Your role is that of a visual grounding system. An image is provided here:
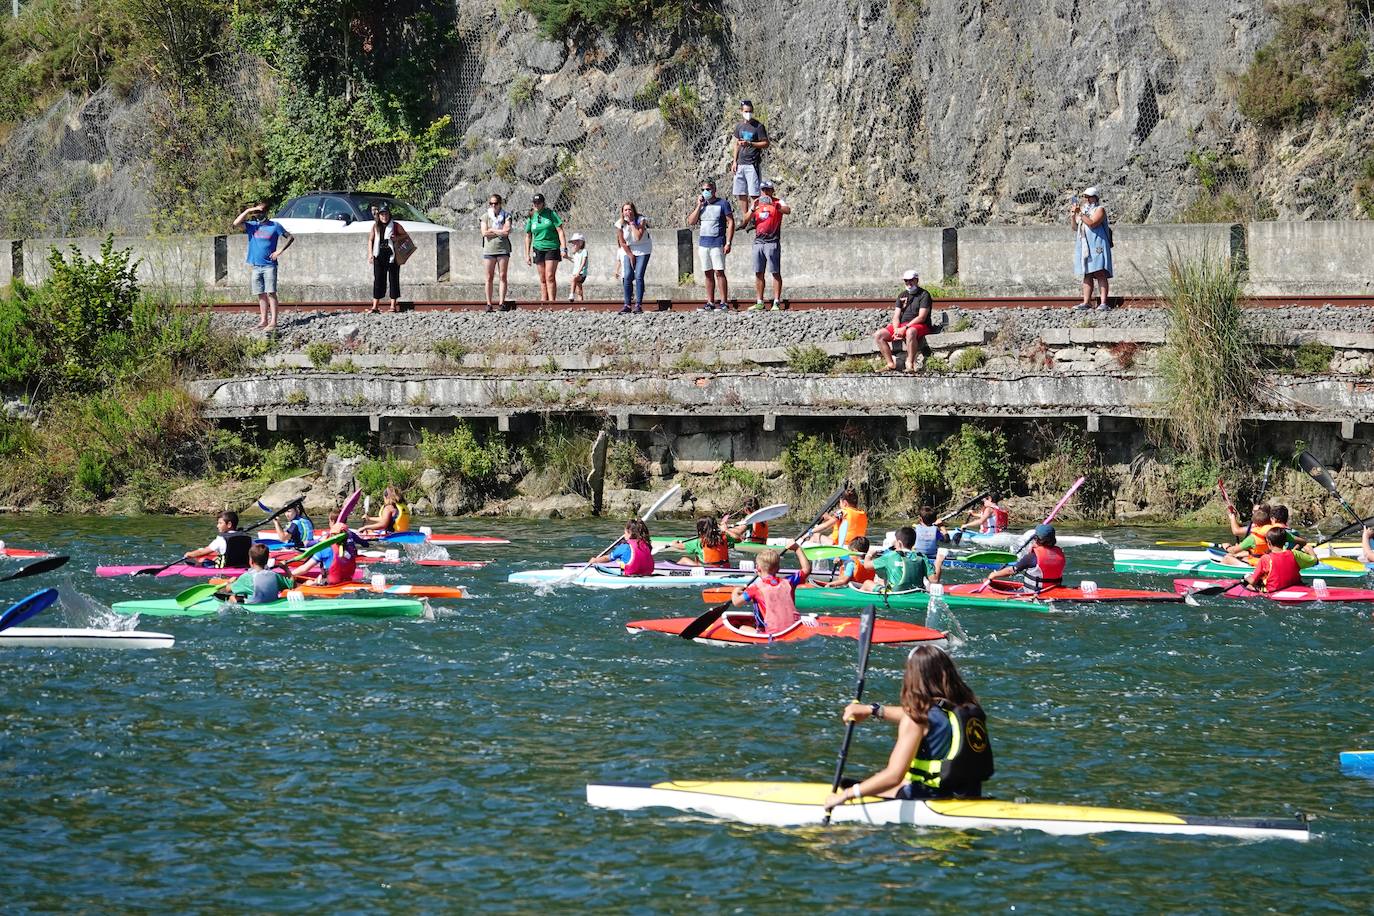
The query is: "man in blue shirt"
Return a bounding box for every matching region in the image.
[687,178,735,311]
[233,202,295,330]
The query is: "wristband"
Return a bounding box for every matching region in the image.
[849,785,860,800]
[870,703,882,720]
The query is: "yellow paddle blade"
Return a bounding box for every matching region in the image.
[1155,540,1215,548]
[1315,555,1366,572]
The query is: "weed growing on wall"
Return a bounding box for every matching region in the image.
[943,425,1013,496]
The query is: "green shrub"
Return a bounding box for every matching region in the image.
[607,437,648,487]
[950,316,973,332]
[332,435,367,460]
[305,341,337,368]
[433,338,470,365]
[944,425,1012,495]
[1237,2,1370,129]
[780,434,850,502]
[658,82,701,131]
[419,423,508,484]
[510,75,536,106]
[207,428,267,479]
[1293,341,1335,375]
[786,345,831,374]
[885,446,945,510]
[356,455,419,497]
[518,0,719,36]
[924,355,950,374]
[951,347,986,371]
[715,461,765,495]
[521,419,595,495]
[0,295,41,389]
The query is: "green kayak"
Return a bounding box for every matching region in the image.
[112,596,427,619]
[794,584,930,613]
[1112,553,1366,582]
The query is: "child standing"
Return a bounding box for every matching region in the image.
[568,233,589,302]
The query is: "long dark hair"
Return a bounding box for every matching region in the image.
[900,646,979,727]
[696,516,724,549]
[626,518,650,543]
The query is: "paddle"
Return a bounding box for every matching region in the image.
[734,542,854,561]
[822,604,877,826]
[974,477,1084,594]
[339,488,363,525]
[939,490,990,526]
[558,484,682,587]
[1257,457,1274,504]
[1217,478,1236,517]
[0,588,61,632]
[0,555,69,583]
[1314,513,1374,548]
[680,480,849,640]
[175,582,223,608]
[1299,450,1364,530]
[245,496,306,534]
[961,550,1016,566]
[285,531,347,575]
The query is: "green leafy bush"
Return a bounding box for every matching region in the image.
[419,424,508,484]
[305,342,338,368]
[944,425,1012,495]
[715,461,764,495]
[356,455,419,497]
[607,437,648,487]
[786,345,832,374]
[1237,1,1370,129]
[781,434,850,502]
[658,82,701,131]
[885,446,946,510]
[951,347,986,371]
[1293,342,1335,375]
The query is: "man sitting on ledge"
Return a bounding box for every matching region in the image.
[875,269,934,372]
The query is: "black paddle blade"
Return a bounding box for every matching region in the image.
[1299,451,1338,496]
[678,600,729,640]
[0,555,70,583]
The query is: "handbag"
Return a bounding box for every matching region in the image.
[391,222,417,265]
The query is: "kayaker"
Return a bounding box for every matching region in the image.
[670,517,735,567]
[724,496,770,544]
[860,526,927,593]
[1222,505,1275,564]
[358,486,411,535]
[182,511,252,568]
[912,505,951,583]
[1362,527,1374,563]
[823,536,875,589]
[272,503,314,550]
[590,519,655,576]
[963,492,1009,535]
[812,487,868,546]
[1242,528,1303,593]
[297,512,360,585]
[983,524,1063,593]
[1226,501,1269,539]
[729,544,812,633]
[226,544,293,605]
[823,645,994,811]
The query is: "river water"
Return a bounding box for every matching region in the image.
[1,515,1370,911]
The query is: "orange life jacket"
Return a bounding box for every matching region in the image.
[1249,522,1281,557]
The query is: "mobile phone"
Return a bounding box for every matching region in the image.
[1071,196,1079,206]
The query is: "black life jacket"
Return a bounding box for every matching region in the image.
[219,531,253,568]
[907,700,995,797]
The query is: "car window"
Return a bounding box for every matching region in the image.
[355,196,428,223]
[276,197,310,219]
[321,197,355,220]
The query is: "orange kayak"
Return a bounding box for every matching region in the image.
[627,611,945,646]
[207,579,467,600]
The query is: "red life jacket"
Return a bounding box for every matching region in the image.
[325,545,358,585]
[1256,550,1301,592]
[981,505,1009,534]
[748,574,801,633]
[1028,544,1065,584]
[623,538,655,576]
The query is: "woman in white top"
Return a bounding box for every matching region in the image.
[368,205,401,313]
[615,200,652,314]
[480,193,513,311]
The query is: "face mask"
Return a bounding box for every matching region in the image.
[905,283,917,291]
[741,111,753,120]
[758,195,772,205]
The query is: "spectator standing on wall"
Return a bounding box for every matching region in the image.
[525,192,568,303]
[731,100,769,221]
[233,202,294,331]
[481,192,513,311]
[615,201,652,314]
[1071,186,1113,311]
[687,178,734,311]
[367,204,407,314]
[743,179,789,311]
[874,270,935,372]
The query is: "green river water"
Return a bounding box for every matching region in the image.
[1,515,1371,912]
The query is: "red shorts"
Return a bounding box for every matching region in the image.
[883,322,930,340]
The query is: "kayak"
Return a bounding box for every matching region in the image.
[417,559,490,569]
[954,530,1106,550]
[940,581,1183,609]
[112,596,426,619]
[0,546,51,559]
[0,627,175,649]
[1341,751,1374,773]
[508,565,755,589]
[1113,549,1366,581]
[1172,578,1374,603]
[793,584,930,613]
[585,781,1309,841]
[626,611,946,646]
[425,533,510,546]
[96,564,366,580]
[292,583,468,600]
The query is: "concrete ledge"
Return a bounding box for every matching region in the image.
[23,235,220,290]
[1248,221,1374,295]
[1040,328,1169,346]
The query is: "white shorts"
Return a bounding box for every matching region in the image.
[699,246,726,272]
[732,164,761,197]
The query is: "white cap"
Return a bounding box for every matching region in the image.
[570,232,585,242]
[902,269,919,281]
[1083,186,1099,198]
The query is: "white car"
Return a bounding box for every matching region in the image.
[271,192,455,235]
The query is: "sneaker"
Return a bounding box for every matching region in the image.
[1072,301,1093,310]
[617,305,632,314]
[1096,302,1111,312]
[748,301,766,311]
[770,300,783,311]
[632,305,643,314]
[699,303,716,311]
[568,294,576,302]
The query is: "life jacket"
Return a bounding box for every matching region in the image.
[907,700,995,797]
[913,523,941,558]
[393,502,411,533]
[1024,544,1065,586]
[623,538,655,576]
[325,543,358,585]
[878,550,926,591]
[1256,549,1301,592]
[287,516,314,549]
[218,531,252,568]
[1248,522,1280,557]
[700,536,730,566]
[748,521,768,543]
[981,505,1009,534]
[831,506,868,545]
[749,574,801,634]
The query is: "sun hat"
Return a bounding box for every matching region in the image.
[570,232,585,242]
[1083,187,1099,198]
[760,178,775,189]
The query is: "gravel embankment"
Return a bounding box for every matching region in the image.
[210,305,1374,356]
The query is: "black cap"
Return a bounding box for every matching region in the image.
[532,193,546,203]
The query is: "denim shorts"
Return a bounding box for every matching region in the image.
[250,264,278,295]
[752,240,781,274]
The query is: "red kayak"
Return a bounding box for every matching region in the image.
[626,611,946,646]
[0,547,51,559]
[1173,578,1374,603]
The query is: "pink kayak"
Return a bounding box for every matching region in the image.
[1174,578,1374,603]
[96,564,365,580]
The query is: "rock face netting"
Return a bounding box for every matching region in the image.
[4,0,1373,237]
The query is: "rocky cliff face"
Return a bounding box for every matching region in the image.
[438,0,1365,231]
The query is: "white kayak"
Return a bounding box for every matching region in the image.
[0,627,175,649]
[586,781,1310,841]
[957,530,1106,550]
[508,565,755,589]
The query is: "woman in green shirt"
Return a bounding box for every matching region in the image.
[524,193,569,302]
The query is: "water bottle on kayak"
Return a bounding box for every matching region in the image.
[1313,579,1329,598]
[371,573,388,591]
[1081,580,1098,598]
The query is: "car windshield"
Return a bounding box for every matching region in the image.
[360,197,428,223]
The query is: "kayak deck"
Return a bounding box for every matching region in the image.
[0,627,175,649]
[509,566,755,589]
[1173,578,1374,603]
[941,582,1183,608]
[586,781,1309,841]
[626,612,946,646]
[111,596,426,619]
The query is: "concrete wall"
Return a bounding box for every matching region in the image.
[22,235,220,292]
[959,223,1239,296]
[1247,221,1374,295]
[1,240,14,287]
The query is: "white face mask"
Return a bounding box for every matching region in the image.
[741,110,753,120]
[758,195,772,205]
[905,282,918,291]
